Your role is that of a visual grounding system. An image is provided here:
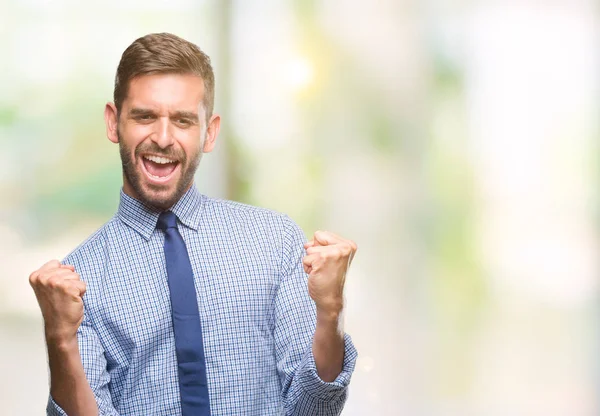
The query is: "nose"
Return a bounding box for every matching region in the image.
[150,116,174,149]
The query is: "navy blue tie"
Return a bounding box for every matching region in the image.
[157,211,211,415]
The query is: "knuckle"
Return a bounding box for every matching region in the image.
[28,271,39,286]
[67,285,81,297]
[46,277,57,288]
[38,272,50,285]
[47,276,63,289]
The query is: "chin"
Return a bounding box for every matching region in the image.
[138,187,181,211]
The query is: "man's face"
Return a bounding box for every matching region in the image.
[108,73,216,210]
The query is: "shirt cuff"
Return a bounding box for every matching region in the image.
[297,332,358,401]
[47,396,68,416]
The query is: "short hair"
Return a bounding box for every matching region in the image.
[114,32,215,122]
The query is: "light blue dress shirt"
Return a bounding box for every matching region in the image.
[47,185,357,415]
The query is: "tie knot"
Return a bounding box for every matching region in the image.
[157,211,178,231]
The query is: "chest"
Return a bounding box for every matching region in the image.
[86,233,280,357]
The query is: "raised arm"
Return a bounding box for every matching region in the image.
[30,259,99,416]
[275,218,358,416]
[303,230,357,382]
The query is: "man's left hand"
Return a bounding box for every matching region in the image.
[302,231,357,315]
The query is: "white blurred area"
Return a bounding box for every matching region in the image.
[1,0,599,415]
[467,3,599,415]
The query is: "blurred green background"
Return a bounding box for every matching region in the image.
[1,0,598,414]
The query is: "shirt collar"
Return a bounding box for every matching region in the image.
[117,185,205,240]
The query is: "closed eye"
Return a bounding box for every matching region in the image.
[132,114,156,123]
[173,117,196,128]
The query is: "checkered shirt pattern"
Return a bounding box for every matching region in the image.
[46,185,357,415]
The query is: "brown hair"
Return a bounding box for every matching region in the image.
[114,32,215,122]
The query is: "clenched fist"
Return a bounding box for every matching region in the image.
[29,260,87,343]
[303,231,357,315]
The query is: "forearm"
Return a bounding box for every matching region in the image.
[47,335,98,416]
[312,308,344,382]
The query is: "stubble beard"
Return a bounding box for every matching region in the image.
[118,130,203,211]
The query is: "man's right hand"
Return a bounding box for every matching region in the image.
[30,260,99,415]
[29,259,86,343]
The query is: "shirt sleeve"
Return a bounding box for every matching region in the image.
[46,306,120,415]
[274,216,358,416]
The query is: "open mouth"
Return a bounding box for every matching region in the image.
[140,154,180,183]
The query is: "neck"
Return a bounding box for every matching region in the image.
[121,175,194,212]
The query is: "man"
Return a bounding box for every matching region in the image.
[29,33,358,416]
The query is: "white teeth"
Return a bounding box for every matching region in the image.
[144,155,175,164]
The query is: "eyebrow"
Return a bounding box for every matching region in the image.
[128,107,156,117]
[128,108,199,123]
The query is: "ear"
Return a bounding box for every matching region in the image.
[104,102,119,144]
[202,113,221,153]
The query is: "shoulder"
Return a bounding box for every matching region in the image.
[201,196,307,246]
[202,196,292,231]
